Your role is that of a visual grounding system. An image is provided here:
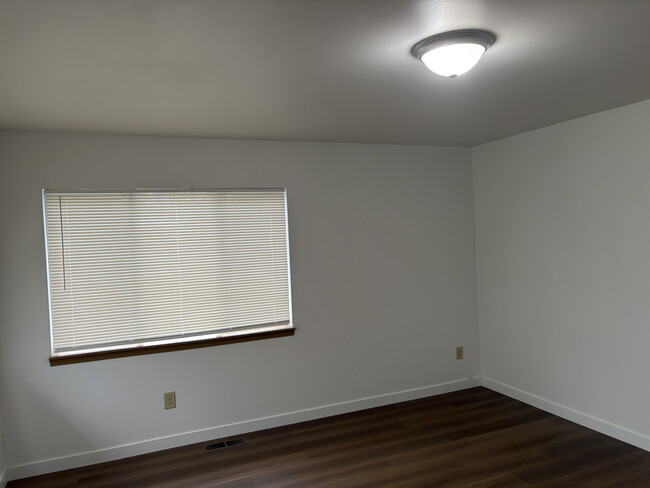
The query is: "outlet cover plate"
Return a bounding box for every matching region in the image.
[164,391,176,409]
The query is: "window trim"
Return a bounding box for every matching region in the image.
[49,325,295,366]
[43,188,294,365]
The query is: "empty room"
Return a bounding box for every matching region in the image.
[2,1,650,486]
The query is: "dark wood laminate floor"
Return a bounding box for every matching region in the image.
[9,387,650,487]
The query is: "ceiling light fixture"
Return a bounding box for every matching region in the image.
[412,29,495,77]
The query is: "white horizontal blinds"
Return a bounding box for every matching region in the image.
[44,190,291,353]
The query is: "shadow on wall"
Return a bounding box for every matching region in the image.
[5,368,130,473]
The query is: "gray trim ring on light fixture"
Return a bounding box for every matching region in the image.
[411,29,496,60]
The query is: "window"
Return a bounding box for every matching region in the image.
[43,189,293,365]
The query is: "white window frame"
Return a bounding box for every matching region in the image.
[42,188,294,365]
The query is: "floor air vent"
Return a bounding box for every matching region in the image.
[204,437,247,452]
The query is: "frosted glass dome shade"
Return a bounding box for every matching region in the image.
[420,43,486,77]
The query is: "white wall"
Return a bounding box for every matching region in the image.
[0,400,5,487]
[0,132,479,476]
[474,99,650,448]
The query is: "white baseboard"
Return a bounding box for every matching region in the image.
[0,468,7,488]
[6,377,480,482]
[482,377,650,452]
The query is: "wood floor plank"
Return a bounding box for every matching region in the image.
[8,387,650,487]
[464,473,531,488]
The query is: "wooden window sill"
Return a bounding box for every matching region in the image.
[49,327,295,366]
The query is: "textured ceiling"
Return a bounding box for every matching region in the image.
[1,0,650,146]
